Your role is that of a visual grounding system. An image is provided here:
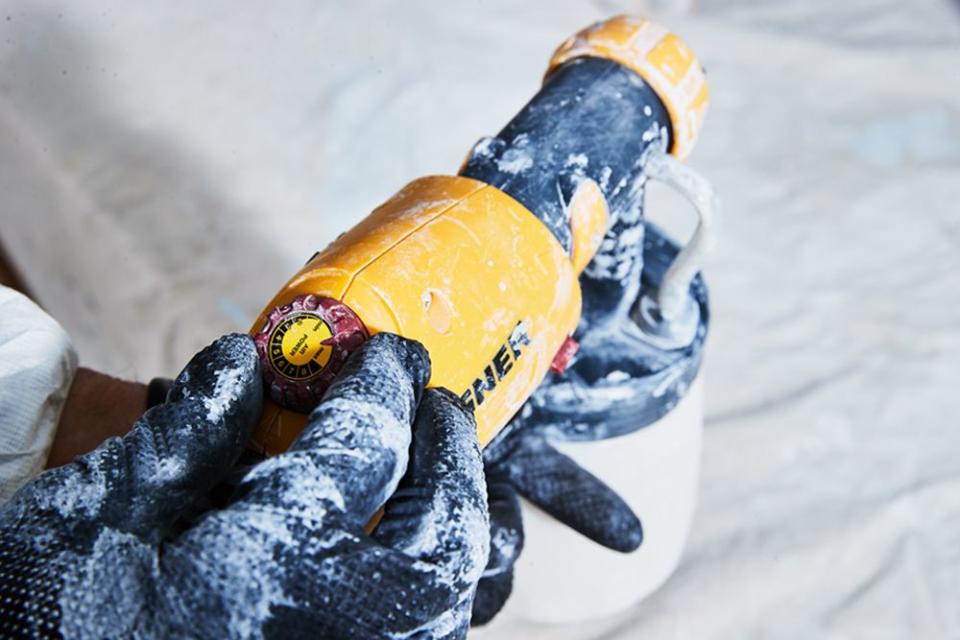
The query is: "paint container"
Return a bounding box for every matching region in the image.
[504,377,704,624]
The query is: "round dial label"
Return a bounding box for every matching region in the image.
[268,312,333,380]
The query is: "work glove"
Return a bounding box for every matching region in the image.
[472,222,709,624]
[0,332,488,639]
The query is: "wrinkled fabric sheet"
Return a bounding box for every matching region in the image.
[0,286,76,501]
[0,1,958,637]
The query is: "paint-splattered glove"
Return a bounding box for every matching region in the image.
[472,223,709,624]
[0,332,489,639]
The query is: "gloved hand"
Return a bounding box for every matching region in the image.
[472,222,709,624]
[0,332,488,639]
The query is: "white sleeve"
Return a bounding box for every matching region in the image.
[0,285,77,502]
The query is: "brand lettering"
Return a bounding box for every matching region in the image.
[460,321,531,411]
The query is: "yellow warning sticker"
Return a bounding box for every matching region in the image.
[268,313,333,380]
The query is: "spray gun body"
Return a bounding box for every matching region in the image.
[461,56,675,381]
[247,15,709,456]
[460,56,672,255]
[249,175,589,453]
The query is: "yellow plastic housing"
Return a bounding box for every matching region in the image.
[250,176,590,453]
[547,15,709,160]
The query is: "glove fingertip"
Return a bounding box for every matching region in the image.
[471,570,514,627]
[604,510,643,553]
[171,333,261,402]
[510,440,644,553]
[423,387,483,444]
[364,333,432,398]
[199,333,260,372]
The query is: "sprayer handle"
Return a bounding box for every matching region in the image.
[643,148,719,321]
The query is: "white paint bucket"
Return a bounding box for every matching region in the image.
[474,376,703,632]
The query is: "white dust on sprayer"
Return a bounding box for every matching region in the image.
[1,1,960,638]
[494,133,534,174]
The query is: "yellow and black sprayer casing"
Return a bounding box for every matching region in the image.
[250,176,600,454]
[248,15,708,455]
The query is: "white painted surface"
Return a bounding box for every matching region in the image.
[1,1,959,637]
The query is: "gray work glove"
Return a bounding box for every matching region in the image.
[472,223,709,624]
[0,332,488,639]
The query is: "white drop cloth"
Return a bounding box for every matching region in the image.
[1,1,958,637]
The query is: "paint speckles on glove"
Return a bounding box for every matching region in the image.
[0,332,489,639]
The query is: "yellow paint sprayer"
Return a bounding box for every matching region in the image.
[247,15,712,455]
